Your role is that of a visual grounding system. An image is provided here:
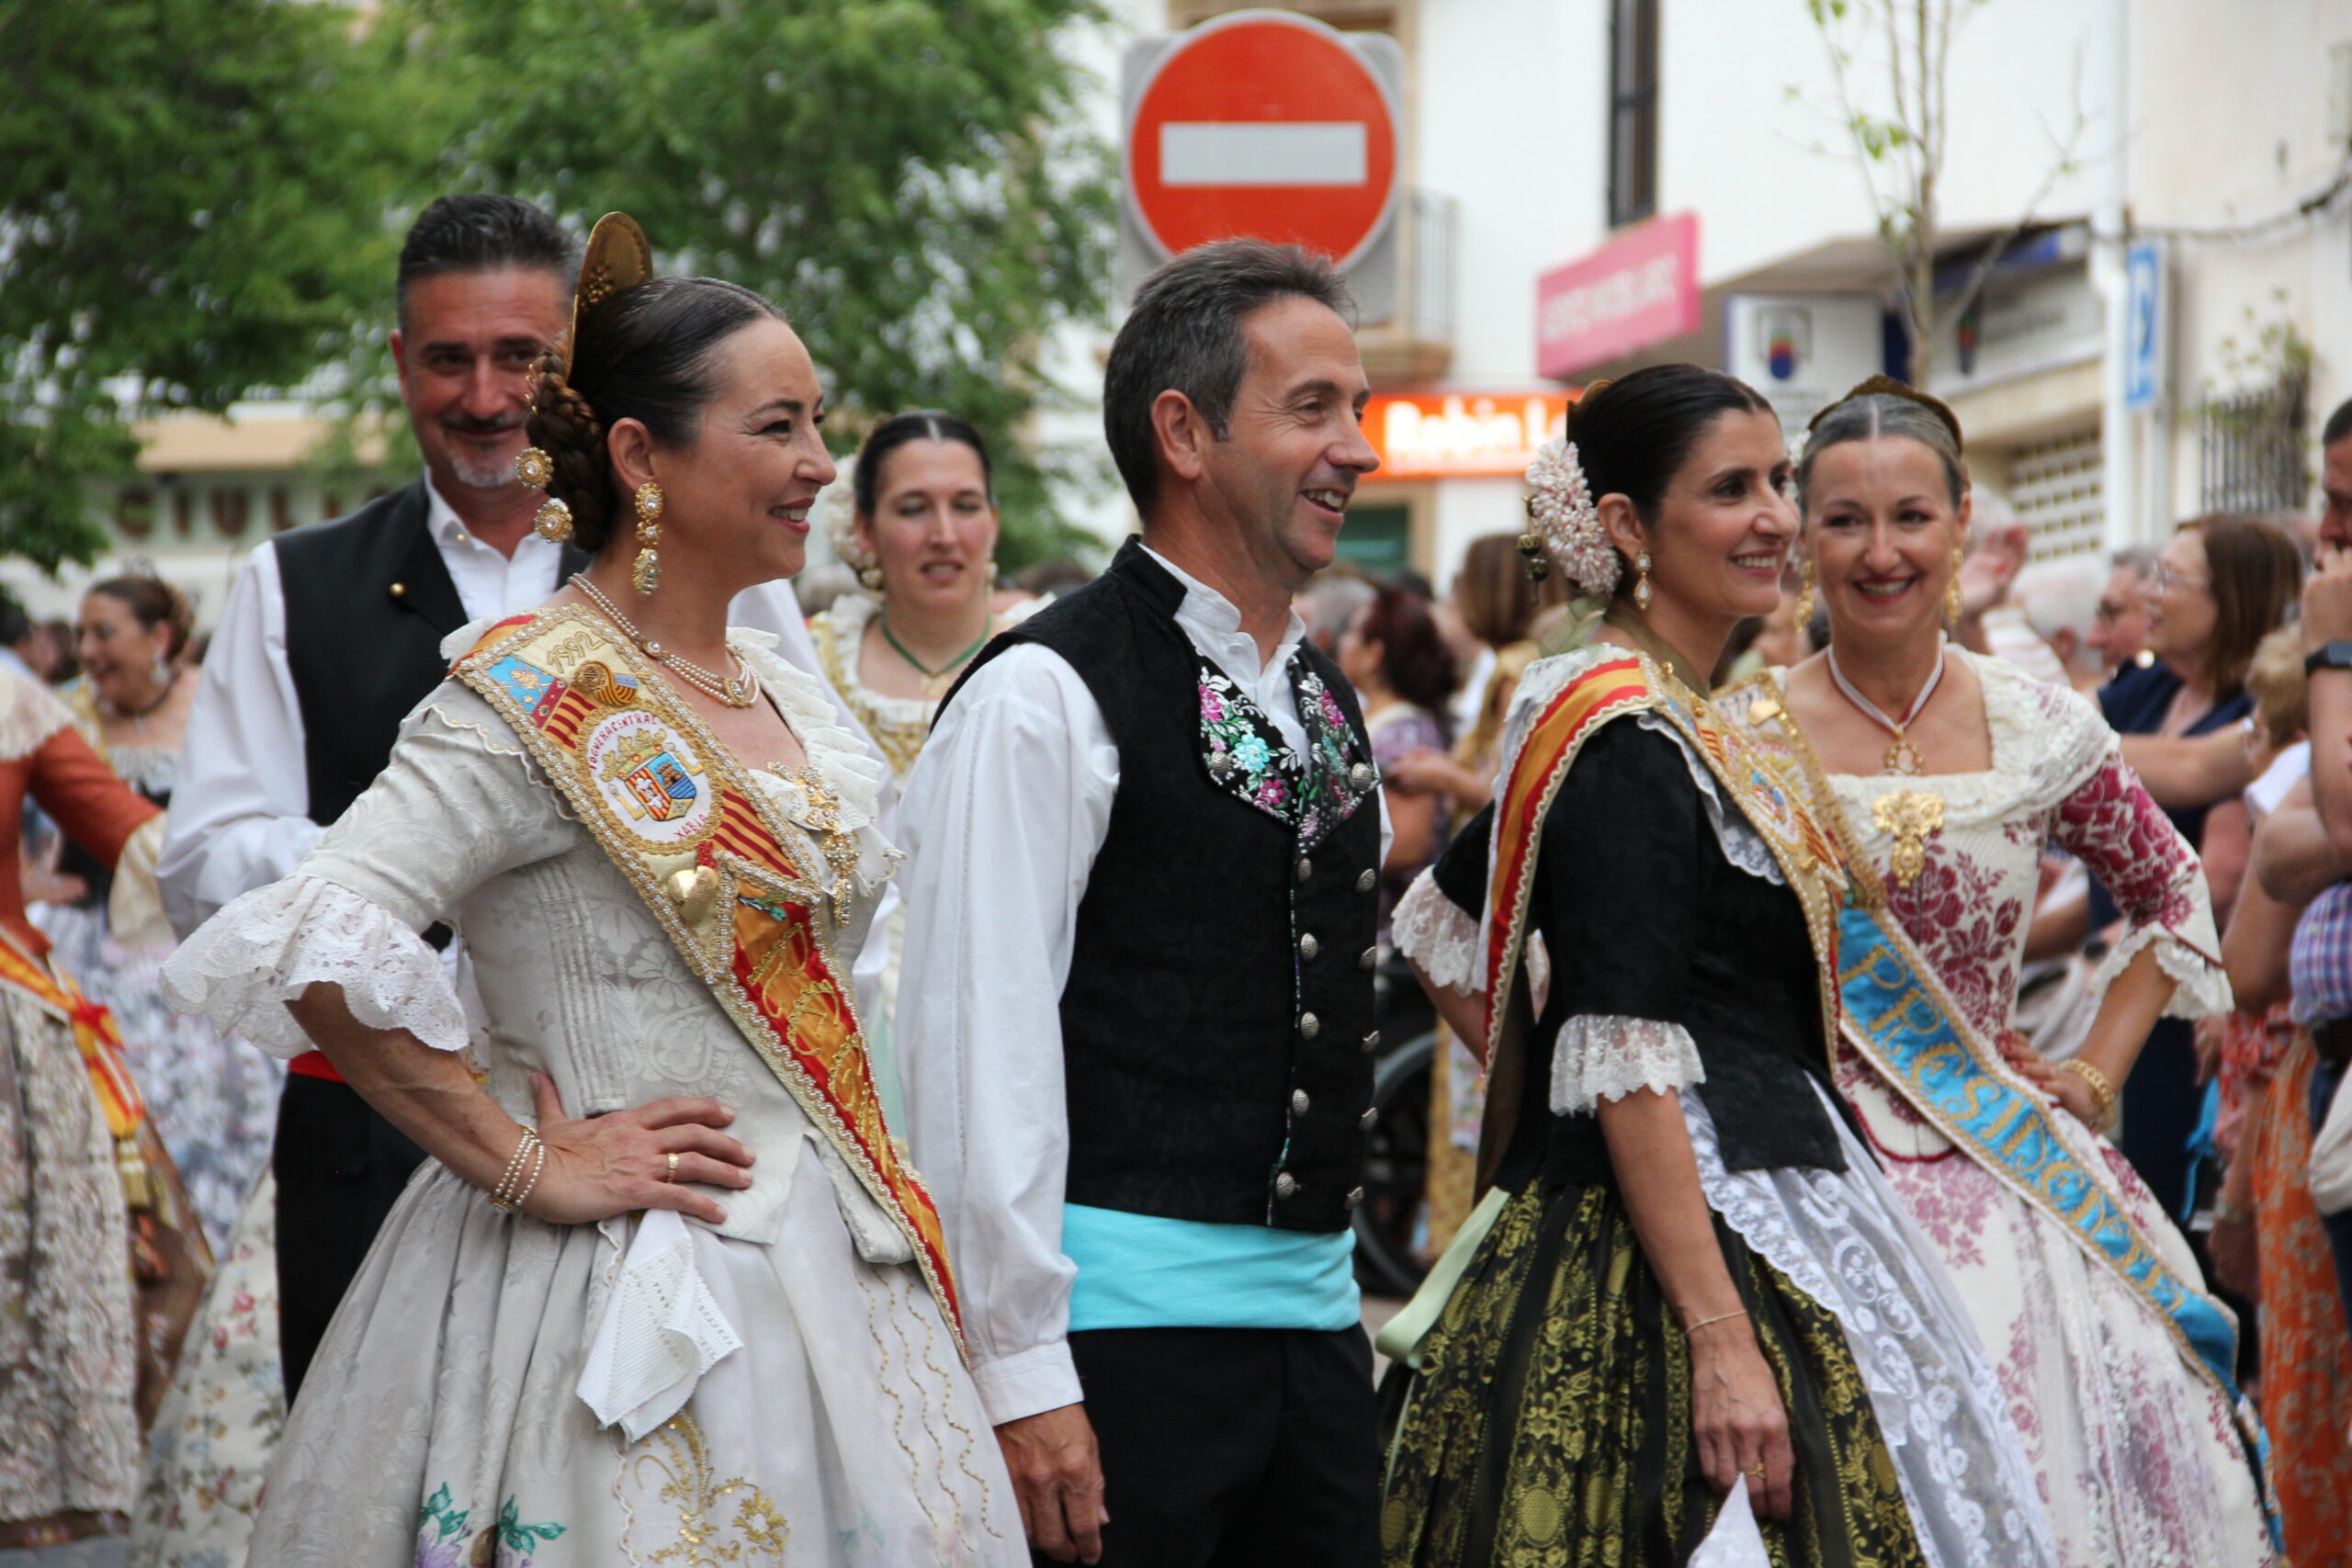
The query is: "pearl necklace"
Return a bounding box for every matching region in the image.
[571,575,761,709]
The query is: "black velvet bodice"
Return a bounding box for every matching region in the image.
[1433,713,1848,1190]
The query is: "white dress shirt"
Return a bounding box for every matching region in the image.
[896,545,1387,1426]
[161,477,884,935]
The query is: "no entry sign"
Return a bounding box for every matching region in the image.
[1123,11,1402,271]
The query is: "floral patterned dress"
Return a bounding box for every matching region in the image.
[1740,650,2271,1568]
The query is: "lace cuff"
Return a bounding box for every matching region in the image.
[1552,1014,1705,1115]
[107,816,170,949]
[159,874,468,1058]
[2093,920,2233,1021]
[576,1209,742,1440]
[1394,867,1480,991]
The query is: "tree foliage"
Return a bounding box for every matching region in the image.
[1800,0,2081,387]
[389,0,1114,567]
[0,0,424,569]
[2,0,1114,573]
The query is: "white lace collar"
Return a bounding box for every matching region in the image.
[0,672,74,764]
[810,593,933,726]
[1805,648,2112,827]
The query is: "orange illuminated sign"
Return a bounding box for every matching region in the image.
[1363,392,1572,480]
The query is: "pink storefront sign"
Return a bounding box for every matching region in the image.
[1534,213,1702,381]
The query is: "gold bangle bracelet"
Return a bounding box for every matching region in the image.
[2059,1057,2120,1134]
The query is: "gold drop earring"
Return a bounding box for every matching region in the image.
[1945,543,1965,625]
[1633,550,1653,612]
[1794,556,1816,626]
[632,482,663,597]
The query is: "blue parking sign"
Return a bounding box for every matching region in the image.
[2123,242,2162,412]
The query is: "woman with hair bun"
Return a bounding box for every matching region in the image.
[1717,378,2274,1567]
[40,573,282,1254]
[165,216,1017,1565]
[1380,364,2052,1567]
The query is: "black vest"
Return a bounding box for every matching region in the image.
[276,482,584,826]
[943,541,1383,1233]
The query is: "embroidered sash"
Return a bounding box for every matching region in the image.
[0,931,155,1206]
[1721,674,2253,1412]
[1475,651,1848,1190]
[450,608,964,1353]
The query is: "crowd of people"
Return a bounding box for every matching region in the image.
[2,186,2348,1568]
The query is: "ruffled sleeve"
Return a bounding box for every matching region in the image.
[1393,865,1480,991]
[161,686,577,1055]
[2051,741,2233,1020]
[1532,716,1710,1112]
[161,874,468,1057]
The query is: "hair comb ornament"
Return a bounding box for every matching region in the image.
[1522,440,1619,596]
[563,212,654,372]
[1809,373,1964,445]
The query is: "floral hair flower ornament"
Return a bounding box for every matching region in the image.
[1520,438,1619,596]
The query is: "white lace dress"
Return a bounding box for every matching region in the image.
[164,626,1018,1568]
[1737,650,2270,1568]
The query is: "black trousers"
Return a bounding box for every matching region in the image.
[1053,1325,1379,1568]
[272,1074,428,1397]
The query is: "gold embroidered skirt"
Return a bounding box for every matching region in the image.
[1379,1180,1924,1568]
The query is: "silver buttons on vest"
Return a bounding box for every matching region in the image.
[1300,1012,1321,1040]
[1291,1089,1310,1115]
[1274,1172,1298,1199]
[1362,1030,1380,1054]
[1360,945,1377,971]
[1345,1186,1365,1210]
[1360,1106,1378,1131]
[1296,856,1314,884]
[1349,761,1374,791]
[1299,932,1318,961]
[1356,868,1376,894]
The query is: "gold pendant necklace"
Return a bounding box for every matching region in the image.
[1826,642,1950,886]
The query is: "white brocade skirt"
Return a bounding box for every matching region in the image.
[1847,1071,2274,1568]
[246,1149,1020,1567]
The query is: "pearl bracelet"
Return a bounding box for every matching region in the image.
[489,1128,543,1213]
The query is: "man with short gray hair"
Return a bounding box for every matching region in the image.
[899,239,1386,1566]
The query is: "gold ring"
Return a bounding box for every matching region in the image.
[664,1152,679,1184]
[1747,1463,1767,1481]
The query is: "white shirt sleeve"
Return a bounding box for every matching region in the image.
[896,643,1118,1427]
[159,543,325,938]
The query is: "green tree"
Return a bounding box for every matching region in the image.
[0,0,424,570]
[392,0,1115,568]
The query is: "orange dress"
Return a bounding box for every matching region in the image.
[2249,1033,2352,1567]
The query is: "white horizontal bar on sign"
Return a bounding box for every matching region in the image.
[1159,122,1367,187]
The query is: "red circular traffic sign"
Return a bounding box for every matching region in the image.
[1125,11,1399,269]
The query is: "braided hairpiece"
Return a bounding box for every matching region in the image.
[515,213,656,545]
[1807,373,1963,443]
[1520,378,1621,594]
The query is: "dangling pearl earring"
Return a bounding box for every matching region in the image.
[1794,557,1817,626]
[1946,543,1965,626]
[1633,551,1653,612]
[632,483,664,598]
